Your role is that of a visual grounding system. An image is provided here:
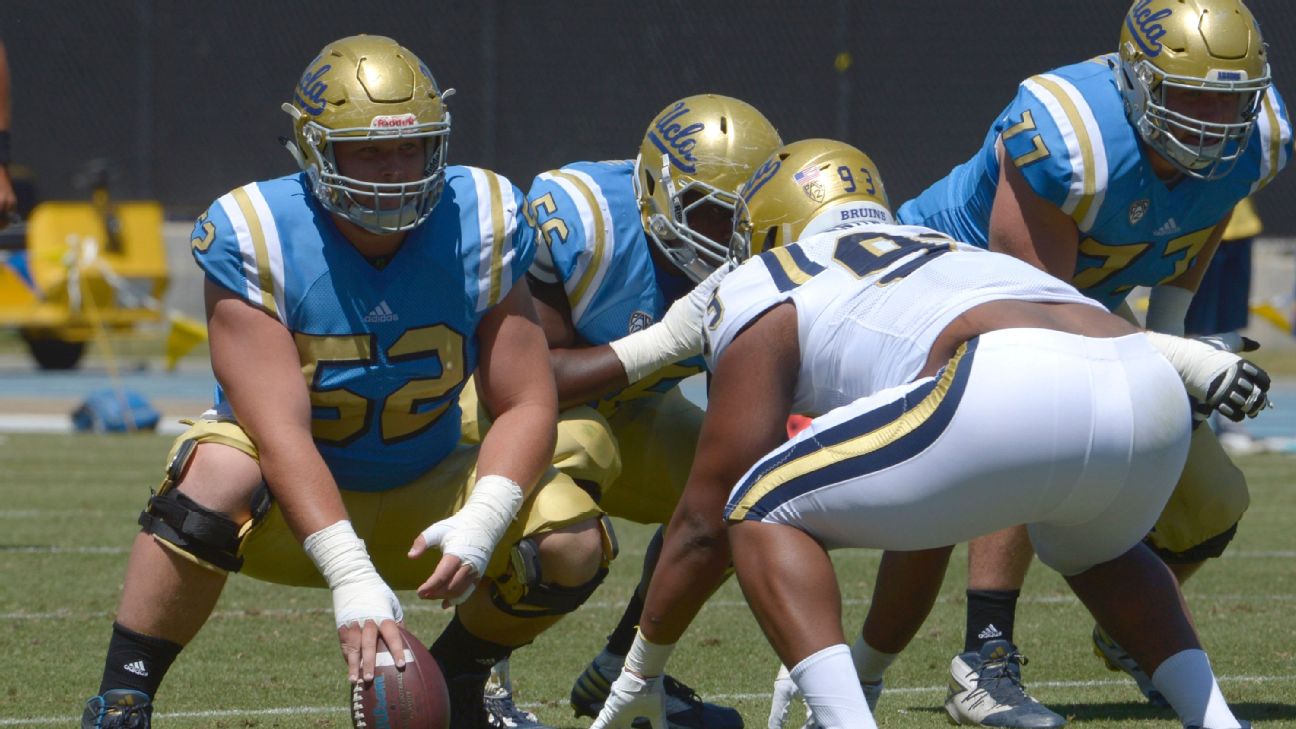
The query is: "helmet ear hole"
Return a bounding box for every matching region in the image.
[643,171,655,196]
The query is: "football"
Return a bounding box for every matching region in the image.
[350,625,449,729]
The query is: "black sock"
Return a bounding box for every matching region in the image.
[430,615,514,681]
[98,622,183,698]
[964,589,1020,653]
[605,591,645,657]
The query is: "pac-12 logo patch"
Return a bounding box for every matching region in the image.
[1128,198,1150,225]
[628,311,654,333]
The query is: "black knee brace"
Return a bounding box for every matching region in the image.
[1144,522,1238,564]
[489,516,616,618]
[137,439,271,573]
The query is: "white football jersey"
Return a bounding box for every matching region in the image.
[704,221,1102,414]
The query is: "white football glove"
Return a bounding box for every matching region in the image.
[609,262,733,383]
[417,475,523,605]
[589,671,668,729]
[769,664,813,729]
[304,520,404,629]
[1145,332,1272,422]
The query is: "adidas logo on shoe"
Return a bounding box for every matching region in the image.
[977,624,1004,640]
[123,660,149,677]
[363,300,398,323]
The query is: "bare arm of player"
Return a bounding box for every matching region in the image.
[206,279,348,542]
[473,278,559,495]
[637,303,798,647]
[411,279,559,602]
[206,279,406,684]
[529,275,630,408]
[987,142,1080,281]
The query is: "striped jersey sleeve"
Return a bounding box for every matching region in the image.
[191,182,288,323]
[526,166,619,325]
[1249,85,1294,195]
[463,167,535,314]
[1003,73,1111,233]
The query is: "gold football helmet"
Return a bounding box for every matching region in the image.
[634,94,782,282]
[731,139,892,261]
[282,35,454,233]
[1116,0,1270,179]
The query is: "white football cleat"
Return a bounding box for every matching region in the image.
[945,640,1066,728]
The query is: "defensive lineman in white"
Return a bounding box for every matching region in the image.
[587,139,1269,729]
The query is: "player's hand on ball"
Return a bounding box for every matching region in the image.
[339,617,407,685]
[589,671,667,729]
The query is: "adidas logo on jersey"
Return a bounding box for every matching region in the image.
[363,300,398,323]
[977,624,1004,640]
[123,660,149,677]
[1153,217,1180,236]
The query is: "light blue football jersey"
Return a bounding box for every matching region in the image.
[191,168,534,492]
[526,160,702,414]
[898,54,1292,310]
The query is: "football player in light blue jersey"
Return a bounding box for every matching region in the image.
[461,95,782,729]
[82,36,613,729]
[840,1,1291,725]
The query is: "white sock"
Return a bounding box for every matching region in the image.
[851,636,897,684]
[1151,649,1241,729]
[790,644,878,729]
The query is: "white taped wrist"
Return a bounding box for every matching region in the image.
[626,629,675,678]
[1144,331,1237,400]
[419,475,524,580]
[304,520,374,589]
[305,519,403,628]
[463,475,525,534]
[1145,285,1193,335]
[609,325,681,384]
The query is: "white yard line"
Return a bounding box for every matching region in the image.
[5,675,1294,726]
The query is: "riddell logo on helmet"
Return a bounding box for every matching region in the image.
[372,114,418,128]
[1126,0,1172,56]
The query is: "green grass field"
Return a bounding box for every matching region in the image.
[2,433,1294,728]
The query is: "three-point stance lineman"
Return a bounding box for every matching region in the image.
[589,140,1268,729]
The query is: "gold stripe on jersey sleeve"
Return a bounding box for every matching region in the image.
[1030,75,1097,228]
[485,171,507,306]
[769,247,819,285]
[1259,92,1283,191]
[230,186,279,317]
[728,342,968,520]
[551,170,607,310]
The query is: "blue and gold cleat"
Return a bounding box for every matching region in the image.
[81,689,152,729]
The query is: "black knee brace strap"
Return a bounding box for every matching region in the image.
[490,564,610,618]
[489,517,616,618]
[1144,522,1239,564]
[139,490,246,572]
